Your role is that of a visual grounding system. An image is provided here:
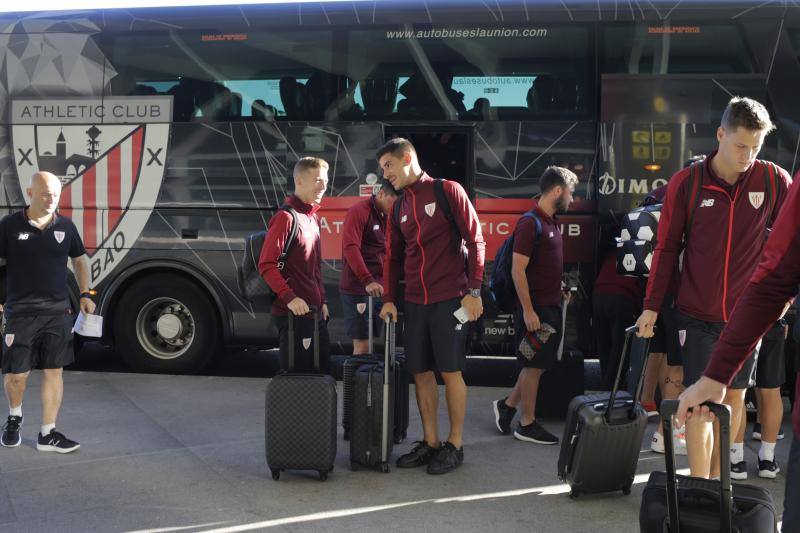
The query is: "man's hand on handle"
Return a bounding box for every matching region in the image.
[365,282,384,298]
[287,297,310,316]
[635,309,659,338]
[380,302,398,323]
[675,376,727,428]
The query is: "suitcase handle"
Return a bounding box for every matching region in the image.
[368,295,374,355]
[659,400,733,533]
[382,316,396,464]
[605,325,650,423]
[287,309,320,373]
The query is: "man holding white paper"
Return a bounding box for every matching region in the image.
[0,171,95,453]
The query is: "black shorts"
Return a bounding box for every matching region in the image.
[1,314,74,374]
[676,310,756,389]
[756,322,786,389]
[404,298,469,375]
[340,292,383,341]
[274,314,331,374]
[514,305,563,370]
[660,293,683,366]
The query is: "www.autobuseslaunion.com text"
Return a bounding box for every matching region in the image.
[385,27,547,39]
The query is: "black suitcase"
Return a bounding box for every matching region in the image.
[349,318,396,472]
[639,400,778,533]
[536,348,585,419]
[265,312,337,481]
[557,325,650,497]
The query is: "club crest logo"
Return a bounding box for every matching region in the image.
[678,329,687,347]
[749,191,765,210]
[4,334,13,347]
[356,303,367,314]
[302,338,312,350]
[54,231,65,243]
[11,97,172,286]
[424,202,436,217]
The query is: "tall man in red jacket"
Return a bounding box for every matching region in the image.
[636,97,792,479]
[259,157,331,373]
[379,138,485,475]
[339,183,397,354]
[676,171,800,530]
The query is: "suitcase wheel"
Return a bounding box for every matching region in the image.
[569,489,579,499]
[622,485,631,496]
[380,463,390,474]
[350,461,360,471]
[319,471,328,481]
[271,469,281,481]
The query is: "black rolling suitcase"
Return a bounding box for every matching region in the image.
[342,297,379,441]
[265,311,337,481]
[639,400,778,532]
[349,317,397,472]
[557,325,650,498]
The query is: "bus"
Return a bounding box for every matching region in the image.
[0,0,798,373]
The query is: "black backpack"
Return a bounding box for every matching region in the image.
[489,211,541,313]
[237,206,298,302]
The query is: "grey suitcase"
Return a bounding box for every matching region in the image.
[639,400,778,532]
[265,311,337,481]
[349,317,396,472]
[557,325,650,497]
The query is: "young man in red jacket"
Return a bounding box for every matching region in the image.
[636,97,792,479]
[492,166,577,445]
[378,138,485,475]
[258,157,331,373]
[339,183,397,354]
[676,171,800,530]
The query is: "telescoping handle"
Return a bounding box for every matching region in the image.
[659,400,733,533]
[368,295,374,355]
[382,316,396,464]
[605,325,651,422]
[287,309,320,372]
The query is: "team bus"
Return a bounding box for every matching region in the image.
[0,0,798,373]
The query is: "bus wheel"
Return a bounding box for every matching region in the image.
[114,274,218,373]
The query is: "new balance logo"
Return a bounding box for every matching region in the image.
[700,199,715,208]
[17,232,29,240]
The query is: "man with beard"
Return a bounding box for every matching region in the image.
[493,166,578,445]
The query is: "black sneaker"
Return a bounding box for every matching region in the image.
[396,441,437,468]
[514,421,559,445]
[731,461,748,480]
[752,423,785,441]
[427,441,464,475]
[758,459,780,479]
[36,429,80,454]
[493,398,516,435]
[1,415,22,447]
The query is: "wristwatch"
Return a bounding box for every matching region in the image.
[468,288,481,298]
[80,292,93,299]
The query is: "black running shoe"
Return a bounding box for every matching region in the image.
[752,423,784,441]
[513,420,559,445]
[731,461,748,480]
[1,415,22,447]
[493,398,517,435]
[427,441,464,475]
[396,441,437,468]
[758,459,780,479]
[36,429,80,454]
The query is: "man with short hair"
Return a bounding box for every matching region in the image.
[636,97,792,479]
[339,182,398,354]
[1,171,95,453]
[493,166,577,445]
[379,137,485,475]
[259,157,331,373]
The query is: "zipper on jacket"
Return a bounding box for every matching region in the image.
[409,188,429,304]
[704,184,741,322]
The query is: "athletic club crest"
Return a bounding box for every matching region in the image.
[424,202,436,217]
[4,334,13,347]
[11,97,172,286]
[356,303,367,314]
[54,231,65,243]
[302,338,312,350]
[678,329,687,347]
[749,191,765,209]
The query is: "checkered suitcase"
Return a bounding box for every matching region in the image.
[265,311,337,481]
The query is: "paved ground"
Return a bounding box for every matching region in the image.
[0,371,791,533]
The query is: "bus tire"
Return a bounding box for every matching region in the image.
[114,274,219,373]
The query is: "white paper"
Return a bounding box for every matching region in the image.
[73,312,103,337]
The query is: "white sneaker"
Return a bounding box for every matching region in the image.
[650,431,665,454]
[650,429,687,455]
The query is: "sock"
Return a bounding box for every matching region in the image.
[730,442,744,463]
[40,423,55,436]
[759,441,776,462]
[9,405,21,417]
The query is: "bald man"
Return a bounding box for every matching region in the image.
[0,171,94,453]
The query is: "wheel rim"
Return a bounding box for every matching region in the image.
[135,297,196,360]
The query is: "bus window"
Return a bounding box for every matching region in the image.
[346,25,591,120]
[101,30,337,122]
[602,23,756,74]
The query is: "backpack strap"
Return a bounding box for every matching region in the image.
[434,178,463,252]
[684,160,704,243]
[276,205,298,271]
[764,161,778,221]
[519,210,542,259]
